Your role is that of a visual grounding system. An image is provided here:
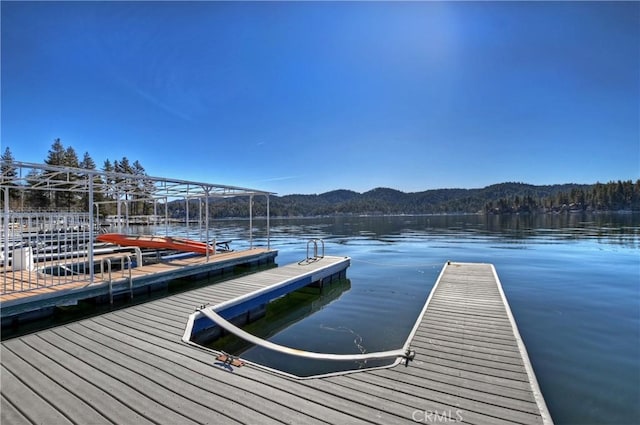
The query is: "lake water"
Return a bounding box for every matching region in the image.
[192,213,639,425]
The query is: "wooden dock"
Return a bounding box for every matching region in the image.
[0,261,552,424]
[1,248,277,320]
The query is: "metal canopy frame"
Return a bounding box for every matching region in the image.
[1,160,272,292]
[2,161,273,200]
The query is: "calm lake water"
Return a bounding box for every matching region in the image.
[189,213,639,425]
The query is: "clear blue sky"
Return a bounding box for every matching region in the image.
[2,1,638,195]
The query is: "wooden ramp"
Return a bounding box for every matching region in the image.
[0,261,552,424]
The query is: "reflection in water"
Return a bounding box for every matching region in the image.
[147,213,638,421]
[206,278,351,355]
[202,278,395,378]
[257,213,640,249]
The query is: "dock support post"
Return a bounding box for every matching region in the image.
[204,187,211,261]
[3,187,9,292]
[125,256,133,300]
[101,258,113,305]
[249,195,253,249]
[88,172,95,284]
[266,194,270,250]
[185,190,189,239]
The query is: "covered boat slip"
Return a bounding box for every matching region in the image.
[0,261,552,425]
[1,161,276,316]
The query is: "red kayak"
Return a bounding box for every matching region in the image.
[97,233,214,255]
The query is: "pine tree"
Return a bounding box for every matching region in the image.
[45,138,66,166]
[44,139,67,208]
[79,152,96,170]
[1,147,17,181]
[1,147,20,208]
[101,159,116,215]
[25,169,49,209]
[131,160,146,215]
[62,146,80,210]
[79,152,104,210]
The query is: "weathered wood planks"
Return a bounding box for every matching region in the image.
[0,260,552,424]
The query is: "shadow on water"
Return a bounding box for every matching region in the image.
[206,278,352,354]
[203,277,397,378]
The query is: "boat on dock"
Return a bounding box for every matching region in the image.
[97,233,216,255]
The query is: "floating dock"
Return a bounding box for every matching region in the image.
[0,261,552,424]
[1,248,277,323]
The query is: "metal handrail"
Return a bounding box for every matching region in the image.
[133,247,142,269]
[306,239,325,261]
[123,255,133,300]
[101,258,113,304]
[101,253,137,303]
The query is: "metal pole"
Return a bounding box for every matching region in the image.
[185,195,189,239]
[89,173,94,284]
[164,197,168,237]
[204,188,210,260]
[199,197,203,240]
[153,200,157,227]
[124,201,129,233]
[3,187,9,291]
[116,194,121,233]
[249,194,253,249]
[266,194,270,250]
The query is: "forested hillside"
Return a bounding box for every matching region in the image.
[171,181,640,218]
[2,142,638,217]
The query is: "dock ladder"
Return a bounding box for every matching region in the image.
[304,239,325,264]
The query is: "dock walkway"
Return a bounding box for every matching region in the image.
[0,261,552,424]
[1,248,276,319]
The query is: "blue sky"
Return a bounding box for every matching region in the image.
[2,1,638,195]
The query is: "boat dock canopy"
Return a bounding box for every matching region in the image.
[1,160,274,199]
[1,160,275,305]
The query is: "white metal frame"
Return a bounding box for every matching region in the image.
[1,160,273,294]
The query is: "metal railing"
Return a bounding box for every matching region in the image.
[1,210,144,295]
[1,212,93,294]
[101,253,136,304]
[101,258,113,304]
[306,239,325,261]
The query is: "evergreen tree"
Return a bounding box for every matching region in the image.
[64,146,79,168]
[131,160,147,215]
[45,138,66,166]
[114,157,133,209]
[101,159,116,215]
[0,147,20,208]
[79,152,96,170]
[62,146,81,209]
[79,152,104,211]
[1,147,17,181]
[25,169,49,209]
[115,157,132,174]
[103,159,113,173]
[44,138,67,208]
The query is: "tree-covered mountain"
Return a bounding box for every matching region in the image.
[2,142,638,217]
[169,181,640,219]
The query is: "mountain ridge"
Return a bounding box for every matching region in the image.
[173,180,639,218]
